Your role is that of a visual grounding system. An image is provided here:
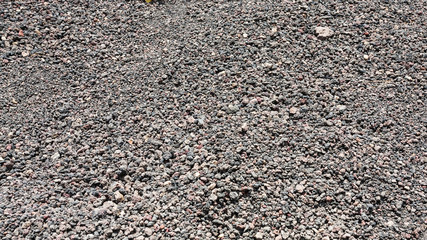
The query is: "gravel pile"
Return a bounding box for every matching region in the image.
[1,0,426,239]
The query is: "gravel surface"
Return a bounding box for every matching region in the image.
[1,0,426,239]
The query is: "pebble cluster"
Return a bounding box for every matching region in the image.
[1,0,426,239]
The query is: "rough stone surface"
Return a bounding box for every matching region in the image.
[255,231,264,239]
[0,1,425,239]
[315,26,334,39]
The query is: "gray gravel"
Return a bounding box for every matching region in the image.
[1,0,426,239]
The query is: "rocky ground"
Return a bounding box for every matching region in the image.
[0,0,426,239]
